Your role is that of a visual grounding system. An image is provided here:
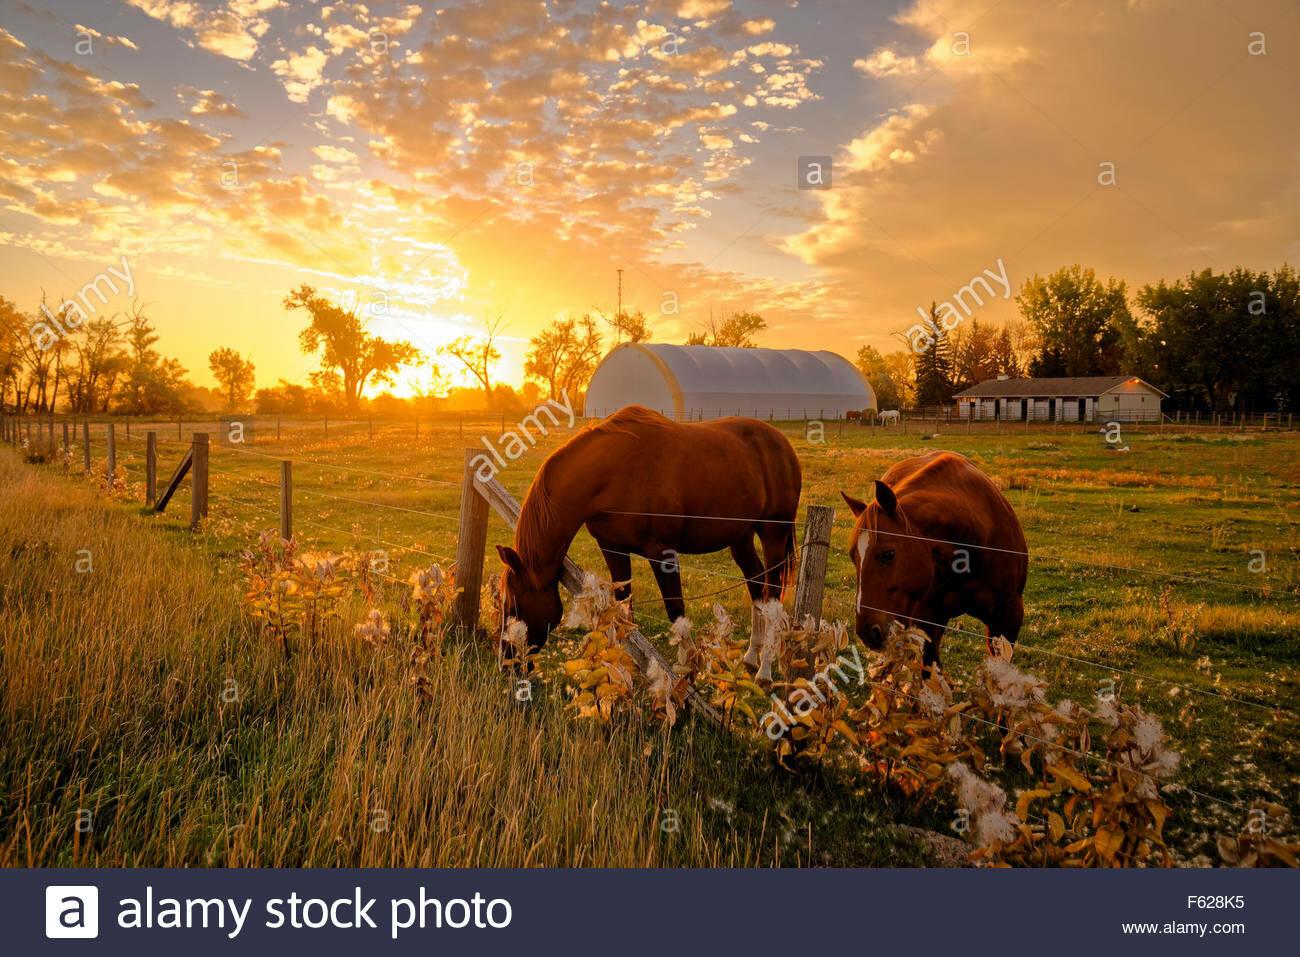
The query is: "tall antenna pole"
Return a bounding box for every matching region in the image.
[616,268,623,319]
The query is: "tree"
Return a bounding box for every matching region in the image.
[440,314,504,407]
[685,311,766,347]
[283,284,421,412]
[1017,265,1129,377]
[208,347,256,410]
[606,308,651,344]
[950,318,1000,391]
[525,314,603,400]
[65,316,126,413]
[991,327,1022,379]
[854,345,905,410]
[116,304,191,415]
[1134,266,1299,412]
[913,303,953,407]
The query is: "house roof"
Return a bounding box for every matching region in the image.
[953,376,1167,398]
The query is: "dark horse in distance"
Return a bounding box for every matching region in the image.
[496,406,802,660]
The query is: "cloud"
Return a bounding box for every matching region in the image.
[123,0,281,61]
[179,86,245,118]
[73,24,141,51]
[854,48,918,78]
[783,0,1300,341]
[270,45,328,102]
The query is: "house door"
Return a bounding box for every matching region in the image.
[1078,398,1087,421]
[1048,398,1057,420]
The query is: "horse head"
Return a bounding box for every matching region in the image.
[496,544,563,650]
[840,480,936,648]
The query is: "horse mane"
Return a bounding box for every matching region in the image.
[516,455,559,565]
[583,404,669,438]
[514,406,667,563]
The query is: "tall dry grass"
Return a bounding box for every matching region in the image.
[0,450,832,867]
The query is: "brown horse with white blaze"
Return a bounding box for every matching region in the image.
[496,406,802,657]
[841,450,1027,668]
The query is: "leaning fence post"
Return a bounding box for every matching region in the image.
[190,433,209,531]
[452,448,491,635]
[82,421,90,471]
[106,422,116,484]
[279,459,293,542]
[793,504,835,628]
[145,431,157,506]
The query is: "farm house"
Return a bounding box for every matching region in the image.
[582,344,875,420]
[954,375,1167,423]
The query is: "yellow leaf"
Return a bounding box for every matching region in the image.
[831,720,859,745]
[1047,763,1092,792]
[1095,827,1123,863]
[1048,812,1066,841]
[1016,789,1051,822]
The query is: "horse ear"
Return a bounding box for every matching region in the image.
[496,544,526,577]
[873,480,898,516]
[840,490,867,517]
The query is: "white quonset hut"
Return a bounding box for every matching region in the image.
[583,344,875,421]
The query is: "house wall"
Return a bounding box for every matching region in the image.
[1098,390,1160,422]
[957,390,1165,422]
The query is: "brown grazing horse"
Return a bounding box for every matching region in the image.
[496,406,801,652]
[841,450,1027,668]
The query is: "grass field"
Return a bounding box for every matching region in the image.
[2,414,1297,866]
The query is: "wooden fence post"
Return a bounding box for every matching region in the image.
[62,421,69,451]
[177,416,182,440]
[82,421,90,472]
[452,448,491,635]
[793,504,835,628]
[106,422,116,483]
[280,459,293,542]
[276,416,281,442]
[145,431,157,506]
[369,417,374,441]
[190,433,209,531]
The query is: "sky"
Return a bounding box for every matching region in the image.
[1,0,1298,395]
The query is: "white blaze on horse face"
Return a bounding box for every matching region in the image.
[855,528,871,615]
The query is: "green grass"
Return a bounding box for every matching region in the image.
[5,415,1298,865]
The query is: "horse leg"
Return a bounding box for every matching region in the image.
[757,522,794,602]
[985,593,1025,656]
[730,535,772,672]
[921,622,946,675]
[646,547,685,623]
[600,547,633,604]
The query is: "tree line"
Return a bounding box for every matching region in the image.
[5,263,1292,417]
[856,264,1300,413]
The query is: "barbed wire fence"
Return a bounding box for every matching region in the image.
[2,411,1296,827]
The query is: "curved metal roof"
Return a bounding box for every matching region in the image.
[583,344,874,419]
